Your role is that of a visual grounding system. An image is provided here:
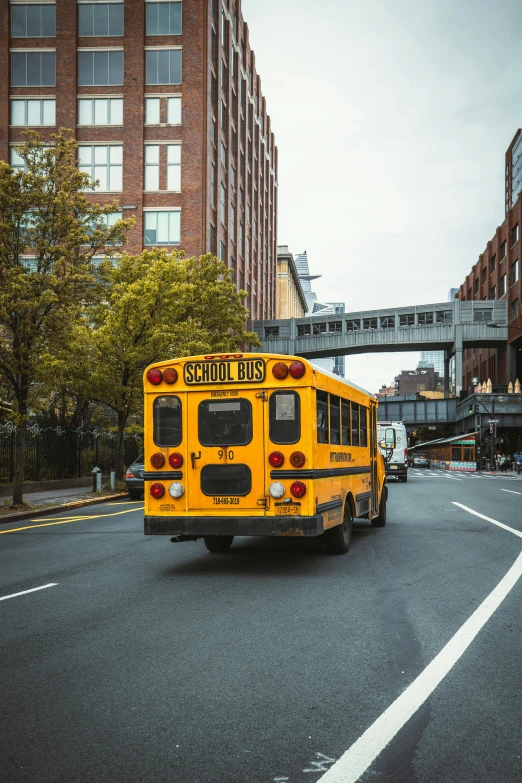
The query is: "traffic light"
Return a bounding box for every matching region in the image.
[468,402,478,415]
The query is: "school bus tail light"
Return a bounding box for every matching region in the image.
[272,362,289,380]
[290,451,306,468]
[269,482,285,499]
[150,482,165,499]
[289,361,305,379]
[169,482,184,498]
[147,368,163,385]
[268,451,284,467]
[150,452,165,468]
[168,452,183,468]
[290,481,306,498]
[163,367,178,384]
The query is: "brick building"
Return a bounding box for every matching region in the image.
[458,136,522,388]
[0,0,278,320]
[395,366,443,396]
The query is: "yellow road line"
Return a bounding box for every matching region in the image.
[0,506,144,535]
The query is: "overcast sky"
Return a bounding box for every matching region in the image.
[242,0,522,391]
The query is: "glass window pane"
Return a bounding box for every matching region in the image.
[78,146,92,165]
[108,50,123,84]
[146,4,158,35]
[316,390,328,443]
[158,3,170,33]
[94,166,107,190]
[341,400,351,446]
[41,51,55,85]
[11,149,24,168]
[43,99,55,125]
[93,50,108,85]
[26,52,41,85]
[167,164,181,191]
[153,396,182,447]
[145,145,159,163]
[351,403,360,447]
[144,212,156,244]
[157,51,170,84]
[109,165,122,191]
[170,2,182,34]
[27,100,41,125]
[11,100,26,126]
[78,52,93,85]
[167,96,181,123]
[145,166,159,191]
[169,50,182,83]
[157,212,169,242]
[110,98,123,124]
[146,97,160,124]
[109,145,122,164]
[198,399,252,447]
[26,5,41,36]
[11,53,26,86]
[146,51,157,84]
[167,145,181,163]
[11,6,26,37]
[269,391,300,444]
[93,4,109,36]
[169,211,180,243]
[94,99,108,125]
[41,5,56,36]
[78,5,93,36]
[93,147,106,165]
[78,99,92,125]
[330,395,340,445]
[109,4,124,35]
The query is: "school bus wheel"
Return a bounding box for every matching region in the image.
[204,535,234,553]
[324,502,352,555]
[371,488,387,528]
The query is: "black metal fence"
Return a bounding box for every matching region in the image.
[0,423,143,485]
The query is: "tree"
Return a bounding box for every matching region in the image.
[0,130,133,504]
[77,250,260,479]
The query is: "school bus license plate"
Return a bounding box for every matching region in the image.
[276,505,300,515]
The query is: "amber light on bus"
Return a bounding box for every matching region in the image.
[272,362,289,380]
[150,452,165,468]
[290,481,306,498]
[290,451,306,467]
[268,451,284,467]
[150,483,165,499]
[163,367,178,384]
[168,452,183,468]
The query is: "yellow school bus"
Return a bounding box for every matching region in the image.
[143,353,387,554]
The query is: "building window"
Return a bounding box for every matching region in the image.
[474,278,479,294]
[146,49,182,85]
[78,145,123,191]
[144,210,180,245]
[512,223,519,246]
[219,239,226,261]
[482,266,487,284]
[491,254,496,272]
[219,183,226,224]
[78,98,123,125]
[220,99,227,130]
[230,165,236,190]
[144,145,160,191]
[78,3,124,37]
[209,222,216,254]
[167,96,181,123]
[210,163,215,208]
[146,2,182,35]
[512,299,519,320]
[11,51,55,86]
[399,313,415,327]
[297,324,311,337]
[10,148,26,172]
[500,274,506,296]
[78,50,123,86]
[11,98,55,126]
[238,221,243,255]
[220,141,226,167]
[11,4,56,37]
[501,240,507,259]
[264,326,279,339]
[167,145,181,191]
[490,285,496,300]
[511,259,519,286]
[230,203,235,240]
[145,97,160,124]
[328,321,343,333]
[417,312,433,325]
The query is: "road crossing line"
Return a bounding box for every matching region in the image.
[317,549,522,783]
[500,489,522,495]
[0,583,57,602]
[452,503,522,540]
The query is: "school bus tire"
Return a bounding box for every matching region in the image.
[371,488,387,527]
[203,535,234,553]
[324,502,352,555]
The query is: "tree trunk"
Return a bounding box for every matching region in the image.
[114,411,128,481]
[13,421,26,506]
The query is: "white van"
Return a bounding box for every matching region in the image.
[378,421,408,482]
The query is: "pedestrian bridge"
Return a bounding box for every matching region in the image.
[254,300,508,394]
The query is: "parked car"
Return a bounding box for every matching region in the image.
[412,454,430,468]
[125,455,144,499]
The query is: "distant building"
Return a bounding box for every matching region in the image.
[376,383,397,397]
[506,129,522,215]
[419,351,445,377]
[275,246,307,320]
[395,365,443,395]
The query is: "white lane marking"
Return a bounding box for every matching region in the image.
[0,583,58,602]
[452,503,522,540]
[317,549,522,783]
[500,489,522,495]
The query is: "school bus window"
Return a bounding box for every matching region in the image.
[351,403,360,446]
[341,399,351,445]
[330,395,340,444]
[269,390,300,444]
[360,406,368,447]
[316,390,329,443]
[153,396,182,447]
[198,398,253,446]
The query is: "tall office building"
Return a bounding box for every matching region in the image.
[0,0,278,320]
[419,351,444,377]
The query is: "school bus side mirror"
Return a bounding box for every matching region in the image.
[378,440,387,450]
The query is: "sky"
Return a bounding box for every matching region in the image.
[242,0,522,392]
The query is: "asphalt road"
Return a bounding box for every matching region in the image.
[1,470,521,783]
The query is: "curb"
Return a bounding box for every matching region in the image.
[0,492,130,525]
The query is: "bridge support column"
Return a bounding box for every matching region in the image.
[444,351,450,397]
[453,329,463,396]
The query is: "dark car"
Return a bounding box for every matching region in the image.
[125,455,144,499]
[412,454,430,468]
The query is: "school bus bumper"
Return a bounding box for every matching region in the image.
[144,514,325,538]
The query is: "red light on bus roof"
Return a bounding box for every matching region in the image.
[150,452,165,469]
[163,367,178,384]
[268,451,284,468]
[290,481,306,498]
[168,452,183,468]
[290,451,306,468]
[150,483,165,499]
[147,368,163,385]
[272,362,289,380]
[289,361,305,379]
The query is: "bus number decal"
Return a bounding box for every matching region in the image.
[217,449,234,460]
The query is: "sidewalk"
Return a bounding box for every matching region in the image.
[0,485,130,524]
